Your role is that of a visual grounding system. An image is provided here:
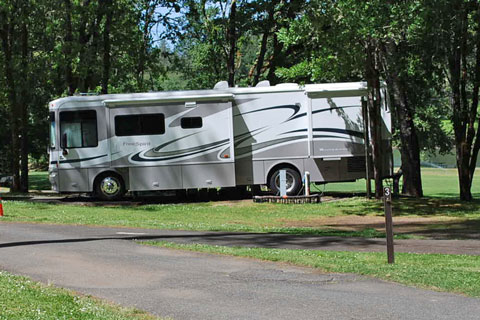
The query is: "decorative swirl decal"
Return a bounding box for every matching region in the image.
[234,104,301,122]
[281,128,363,140]
[131,139,230,162]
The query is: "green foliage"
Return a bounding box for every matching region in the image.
[0,0,476,197]
[0,0,177,173]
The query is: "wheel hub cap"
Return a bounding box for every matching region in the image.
[100,177,119,195]
[274,172,295,193]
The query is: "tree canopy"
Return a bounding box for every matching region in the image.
[0,0,479,200]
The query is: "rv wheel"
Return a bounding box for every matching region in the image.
[269,167,302,196]
[94,173,125,201]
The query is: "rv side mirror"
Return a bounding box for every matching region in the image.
[61,133,69,156]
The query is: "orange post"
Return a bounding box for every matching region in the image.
[0,197,3,216]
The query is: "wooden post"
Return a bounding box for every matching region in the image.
[362,98,372,198]
[383,186,394,263]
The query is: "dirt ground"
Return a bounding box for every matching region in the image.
[279,215,480,239]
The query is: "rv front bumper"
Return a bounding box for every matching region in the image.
[48,168,59,192]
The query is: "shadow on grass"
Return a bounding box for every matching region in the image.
[427,193,480,199]
[335,197,480,217]
[322,218,480,240]
[409,218,480,239]
[28,172,50,191]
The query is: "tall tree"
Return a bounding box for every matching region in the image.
[275,0,449,198]
[1,1,22,191]
[19,2,30,192]
[424,0,480,200]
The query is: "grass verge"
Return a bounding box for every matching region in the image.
[319,168,480,198]
[142,241,480,298]
[1,168,479,239]
[0,271,159,320]
[1,197,479,239]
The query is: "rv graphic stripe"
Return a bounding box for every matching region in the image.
[312,105,361,115]
[234,127,268,147]
[235,105,301,121]
[286,105,361,122]
[131,139,230,162]
[145,139,224,157]
[236,136,308,157]
[53,154,108,164]
[281,128,364,139]
[313,135,351,140]
[313,128,364,139]
[152,132,199,152]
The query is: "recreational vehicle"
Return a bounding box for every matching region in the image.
[48,81,393,200]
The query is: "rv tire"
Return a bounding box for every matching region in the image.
[268,167,302,196]
[94,172,125,201]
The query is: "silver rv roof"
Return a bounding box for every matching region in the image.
[49,81,369,110]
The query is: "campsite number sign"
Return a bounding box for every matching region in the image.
[383,187,394,264]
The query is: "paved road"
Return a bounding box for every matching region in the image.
[1,223,479,320]
[2,222,478,255]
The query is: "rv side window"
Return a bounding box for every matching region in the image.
[115,114,165,136]
[60,110,98,148]
[49,112,56,149]
[181,117,203,129]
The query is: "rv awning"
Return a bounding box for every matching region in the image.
[304,82,368,97]
[103,93,235,107]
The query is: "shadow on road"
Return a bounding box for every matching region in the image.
[0,231,381,250]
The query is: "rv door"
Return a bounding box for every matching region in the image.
[57,108,107,192]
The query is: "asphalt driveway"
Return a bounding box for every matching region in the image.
[0,223,479,320]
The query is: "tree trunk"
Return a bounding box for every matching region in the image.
[448,1,477,201]
[267,33,283,85]
[101,0,112,94]
[84,4,105,91]
[457,151,473,201]
[20,20,29,192]
[0,13,21,192]
[77,0,92,93]
[226,0,236,87]
[252,30,269,86]
[464,2,480,200]
[382,41,423,197]
[63,0,76,95]
[251,5,274,86]
[365,39,383,198]
[137,2,155,91]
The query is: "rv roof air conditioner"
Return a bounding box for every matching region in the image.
[275,83,298,88]
[214,81,229,89]
[255,80,270,87]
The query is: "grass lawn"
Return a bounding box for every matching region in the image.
[0,168,479,239]
[143,241,480,298]
[0,271,158,320]
[1,196,479,239]
[28,171,51,191]
[0,171,50,194]
[321,168,480,198]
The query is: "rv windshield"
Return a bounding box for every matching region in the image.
[49,112,55,149]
